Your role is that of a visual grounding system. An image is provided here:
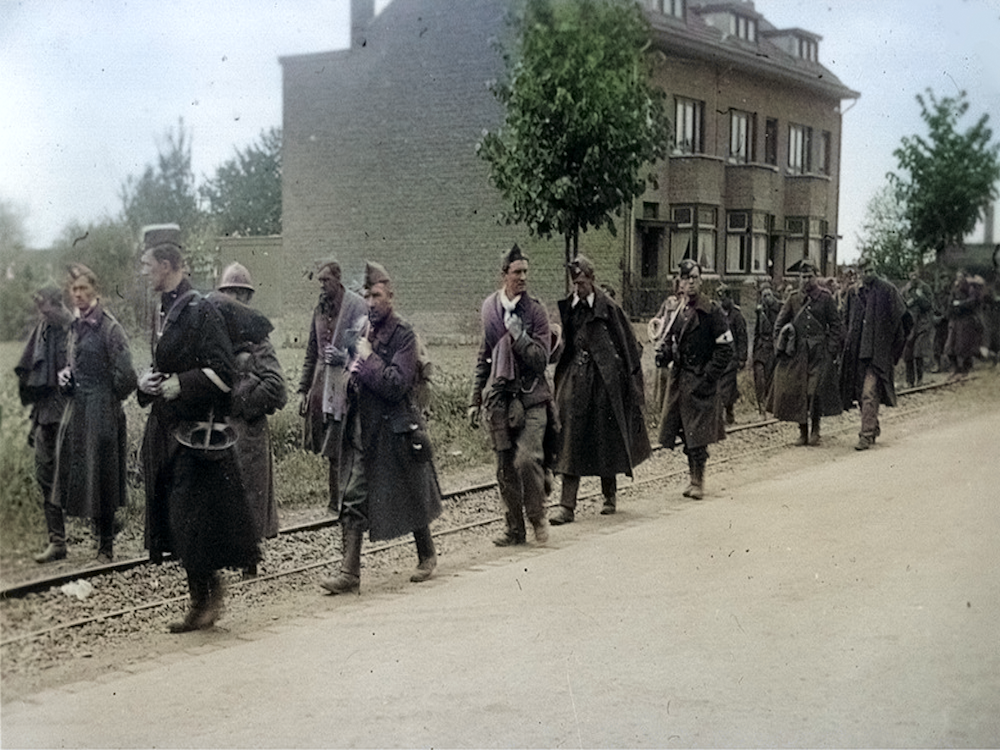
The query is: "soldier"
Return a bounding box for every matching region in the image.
[655,259,733,499]
[15,286,72,563]
[943,269,984,380]
[840,255,910,450]
[137,227,260,632]
[751,282,781,417]
[211,263,287,577]
[768,259,843,446]
[297,259,368,515]
[320,262,443,594]
[716,284,748,425]
[899,265,936,387]
[469,244,552,546]
[548,255,650,525]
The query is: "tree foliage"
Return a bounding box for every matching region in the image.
[856,184,918,279]
[200,127,282,237]
[890,89,1000,256]
[478,0,670,267]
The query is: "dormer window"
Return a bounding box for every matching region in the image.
[734,14,756,42]
[655,0,684,19]
[698,8,758,43]
[796,35,818,61]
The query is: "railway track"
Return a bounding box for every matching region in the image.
[0,376,965,648]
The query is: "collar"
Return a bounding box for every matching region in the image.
[75,301,101,326]
[370,311,400,346]
[571,291,595,309]
[499,289,521,311]
[161,278,192,310]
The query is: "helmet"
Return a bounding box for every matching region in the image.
[218,262,255,291]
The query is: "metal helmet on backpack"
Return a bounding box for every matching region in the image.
[218,262,255,292]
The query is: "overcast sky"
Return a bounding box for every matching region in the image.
[2,0,999,262]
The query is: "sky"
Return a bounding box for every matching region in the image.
[2,0,999,262]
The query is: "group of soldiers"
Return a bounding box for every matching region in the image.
[14,230,991,632]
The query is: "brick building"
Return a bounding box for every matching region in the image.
[280,0,858,336]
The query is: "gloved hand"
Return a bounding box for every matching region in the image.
[138,369,164,396]
[505,314,524,341]
[323,343,348,367]
[160,374,181,401]
[57,366,73,388]
[466,405,480,429]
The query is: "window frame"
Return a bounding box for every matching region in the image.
[729,110,755,164]
[787,123,813,174]
[675,97,705,155]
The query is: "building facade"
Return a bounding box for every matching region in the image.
[280,0,858,335]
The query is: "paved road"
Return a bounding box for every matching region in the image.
[3,408,999,748]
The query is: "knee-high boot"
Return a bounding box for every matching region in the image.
[809,416,822,446]
[600,476,617,515]
[689,458,706,500]
[170,570,213,633]
[410,525,437,583]
[34,502,67,563]
[682,454,697,497]
[321,524,362,595]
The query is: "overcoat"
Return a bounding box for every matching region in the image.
[344,311,442,543]
[718,303,748,410]
[657,293,733,451]
[900,278,936,362]
[751,295,781,406]
[53,303,136,519]
[209,292,287,540]
[299,287,369,457]
[943,278,984,362]
[553,288,650,477]
[768,285,843,423]
[840,276,909,410]
[16,315,70,429]
[139,279,259,572]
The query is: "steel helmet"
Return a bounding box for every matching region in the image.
[218,262,255,291]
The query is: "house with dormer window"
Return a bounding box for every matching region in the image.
[279,0,858,336]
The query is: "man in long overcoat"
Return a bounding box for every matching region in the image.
[320,262,443,594]
[211,263,287,577]
[768,259,843,446]
[549,255,650,524]
[469,245,553,546]
[840,256,910,450]
[15,286,72,563]
[751,283,781,416]
[900,265,936,387]
[137,228,260,632]
[297,259,369,514]
[717,284,748,425]
[655,259,733,499]
[943,269,984,380]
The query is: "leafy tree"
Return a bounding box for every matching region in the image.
[0,200,38,340]
[200,128,282,237]
[856,184,918,279]
[477,0,670,273]
[890,89,1000,257]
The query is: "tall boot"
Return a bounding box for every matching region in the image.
[682,454,697,497]
[600,476,617,515]
[96,513,114,564]
[198,571,225,628]
[905,359,916,389]
[796,423,809,446]
[34,502,67,564]
[170,571,212,633]
[549,475,579,525]
[915,358,924,386]
[808,417,822,446]
[321,524,362,594]
[688,459,706,500]
[410,526,437,583]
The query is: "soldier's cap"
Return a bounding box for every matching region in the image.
[678,258,701,278]
[142,225,182,252]
[787,258,818,275]
[66,262,97,283]
[364,261,391,289]
[218,262,255,291]
[857,255,875,271]
[315,257,342,277]
[501,243,528,272]
[716,283,732,297]
[567,254,595,280]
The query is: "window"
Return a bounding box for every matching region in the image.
[675,97,704,155]
[764,118,778,166]
[726,212,770,274]
[670,205,716,271]
[784,216,825,272]
[796,36,817,61]
[788,123,812,174]
[640,225,663,279]
[818,130,832,175]
[734,14,757,42]
[656,0,684,19]
[729,110,755,164]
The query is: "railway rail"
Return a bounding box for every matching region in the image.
[0,376,964,648]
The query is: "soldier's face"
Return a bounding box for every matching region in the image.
[799,270,816,291]
[503,259,529,298]
[70,277,97,312]
[572,275,595,299]
[365,282,393,325]
[141,251,170,293]
[678,269,701,299]
[317,266,340,297]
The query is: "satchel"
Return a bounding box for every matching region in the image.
[776,322,797,356]
[507,394,526,431]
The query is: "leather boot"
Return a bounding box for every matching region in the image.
[197,572,225,628]
[808,417,822,446]
[549,475,579,525]
[796,423,809,446]
[321,525,362,594]
[600,476,617,515]
[682,454,697,497]
[410,526,437,583]
[170,571,212,633]
[96,513,114,564]
[688,459,705,500]
[34,502,67,564]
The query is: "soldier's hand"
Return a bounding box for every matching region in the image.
[323,343,348,367]
[57,366,72,388]
[505,314,524,341]
[160,374,181,401]
[466,405,480,429]
[298,393,308,417]
[137,369,164,396]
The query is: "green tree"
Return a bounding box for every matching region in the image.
[477,0,670,273]
[856,184,918,279]
[200,128,282,237]
[890,89,1000,257]
[0,199,37,340]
